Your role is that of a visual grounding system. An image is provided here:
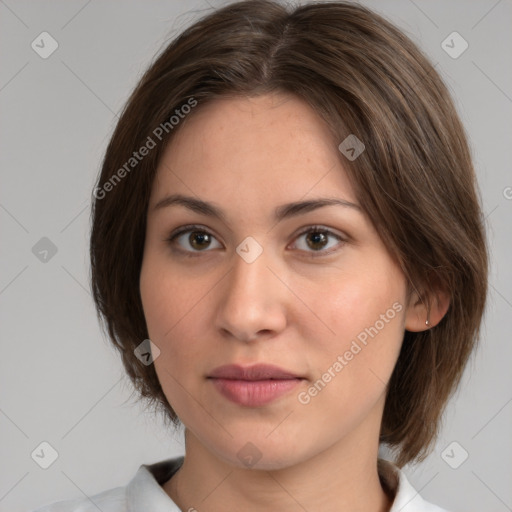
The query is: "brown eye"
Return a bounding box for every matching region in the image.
[167,225,222,254]
[188,231,212,250]
[305,231,329,250]
[292,226,346,257]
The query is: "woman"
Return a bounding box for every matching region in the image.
[34,0,488,510]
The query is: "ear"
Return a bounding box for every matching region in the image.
[404,285,450,332]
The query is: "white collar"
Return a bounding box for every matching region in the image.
[378,459,449,511]
[126,456,449,512]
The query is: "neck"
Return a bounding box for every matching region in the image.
[163,424,394,512]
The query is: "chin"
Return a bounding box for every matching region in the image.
[199,430,313,472]
[222,449,303,472]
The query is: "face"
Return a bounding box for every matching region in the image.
[140,93,410,470]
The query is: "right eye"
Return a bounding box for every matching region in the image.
[165,225,222,256]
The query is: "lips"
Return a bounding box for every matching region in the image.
[208,363,302,381]
[207,364,304,407]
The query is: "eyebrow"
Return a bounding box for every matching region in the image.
[152,193,361,223]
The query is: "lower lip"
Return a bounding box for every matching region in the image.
[209,378,302,407]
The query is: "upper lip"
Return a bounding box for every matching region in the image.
[208,364,302,381]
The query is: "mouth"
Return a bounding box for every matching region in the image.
[208,363,303,381]
[207,364,305,407]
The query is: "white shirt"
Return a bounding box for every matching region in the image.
[32,456,450,511]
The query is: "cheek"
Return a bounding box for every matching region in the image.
[140,257,192,359]
[140,266,205,417]
[313,266,405,344]
[296,291,405,438]
[302,264,406,397]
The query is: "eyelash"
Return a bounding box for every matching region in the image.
[164,224,347,259]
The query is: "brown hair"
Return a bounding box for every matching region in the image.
[89,0,488,467]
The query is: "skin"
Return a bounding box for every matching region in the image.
[139,92,448,512]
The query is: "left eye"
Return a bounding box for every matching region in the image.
[292,226,346,255]
[166,225,346,257]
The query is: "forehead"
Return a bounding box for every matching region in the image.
[150,93,356,208]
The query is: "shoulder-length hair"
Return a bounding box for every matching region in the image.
[89,0,488,467]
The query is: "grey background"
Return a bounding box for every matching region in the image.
[0,0,511,511]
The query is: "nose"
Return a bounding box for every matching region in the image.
[214,246,288,343]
